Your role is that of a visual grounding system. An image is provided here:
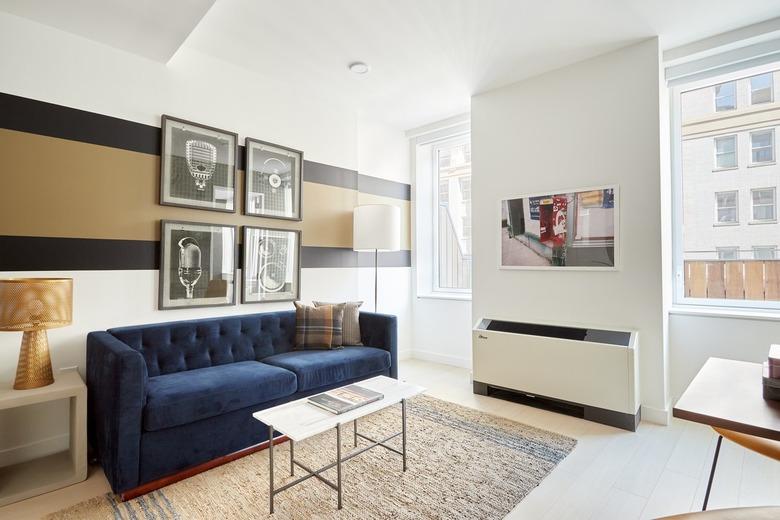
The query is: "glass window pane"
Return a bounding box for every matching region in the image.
[436,138,471,290]
[715,82,736,111]
[754,247,776,260]
[751,73,773,104]
[752,189,775,205]
[717,191,737,207]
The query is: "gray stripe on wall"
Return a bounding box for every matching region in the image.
[301,246,411,268]
[357,174,412,201]
[303,161,358,191]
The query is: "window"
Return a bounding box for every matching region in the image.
[751,187,777,222]
[715,191,739,224]
[714,135,737,169]
[753,246,777,260]
[716,247,739,260]
[714,81,736,111]
[750,129,775,164]
[673,63,780,310]
[750,73,773,104]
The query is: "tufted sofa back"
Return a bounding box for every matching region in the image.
[107,311,296,377]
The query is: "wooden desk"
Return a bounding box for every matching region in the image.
[673,358,780,441]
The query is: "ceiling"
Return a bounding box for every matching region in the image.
[3,0,780,129]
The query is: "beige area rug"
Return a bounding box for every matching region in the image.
[47,395,576,520]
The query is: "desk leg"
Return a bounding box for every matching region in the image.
[269,425,275,514]
[402,398,407,472]
[336,423,343,510]
[703,435,723,511]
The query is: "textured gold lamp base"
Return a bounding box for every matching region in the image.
[14,329,54,390]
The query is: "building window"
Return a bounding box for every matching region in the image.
[715,191,739,224]
[753,246,777,260]
[714,81,736,111]
[750,129,775,164]
[716,247,740,260]
[751,187,777,222]
[750,73,774,104]
[714,135,737,169]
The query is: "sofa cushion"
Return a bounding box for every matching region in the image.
[262,346,390,392]
[143,361,297,431]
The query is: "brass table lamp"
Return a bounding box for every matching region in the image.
[0,278,73,389]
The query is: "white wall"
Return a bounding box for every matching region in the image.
[0,13,411,461]
[670,312,780,401]
[471,38,669,416]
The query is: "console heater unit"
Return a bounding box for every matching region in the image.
[472,318,640,431]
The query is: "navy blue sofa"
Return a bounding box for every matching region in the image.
[86,310,397,494]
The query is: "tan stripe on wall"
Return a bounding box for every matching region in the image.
[0,129,411,249]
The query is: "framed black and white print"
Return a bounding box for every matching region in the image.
[159,220,237,310]
[244,138,303,220]
[242,226,301,303]
[160,115,237,212]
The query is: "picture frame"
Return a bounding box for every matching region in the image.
[160,115,238,213]
[159,220,238,310]
[244,138,303,221]
[242,226,301,304]
[499,185,619,270]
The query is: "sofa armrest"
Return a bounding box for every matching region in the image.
[87,331,148,493]
[359,312,398,379]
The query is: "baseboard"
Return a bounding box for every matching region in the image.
[0,433,69,467]
[398,348,412,361]
[410,349,471,369]
[641,403,671,426]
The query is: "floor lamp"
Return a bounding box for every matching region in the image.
[353,204,401,312]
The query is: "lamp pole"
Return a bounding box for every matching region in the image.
[374,249,379,312]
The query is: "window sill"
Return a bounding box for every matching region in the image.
[713,222,739,227]
[748,161,776,168]
[748,220,777,225]
[712,167,738,173]
[417,292,472,302]
[670,305,780,322]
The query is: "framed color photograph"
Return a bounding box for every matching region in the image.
[500,185,619,270]
[159,220,237,309]
[242,226,301,303]
[244,138,303,220]
[160,115,237,212]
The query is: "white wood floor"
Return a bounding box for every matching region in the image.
[2,358,779,519]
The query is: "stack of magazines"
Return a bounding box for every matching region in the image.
[308,384,384,414]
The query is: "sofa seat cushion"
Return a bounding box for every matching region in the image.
[143,361,297,431]
[262,347,390,392]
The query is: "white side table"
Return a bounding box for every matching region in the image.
[0,368,87,506]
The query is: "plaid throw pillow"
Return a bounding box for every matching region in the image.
[313,301,362,346]
[294,302,345,350]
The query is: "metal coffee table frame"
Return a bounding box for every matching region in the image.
[267,398,408,513]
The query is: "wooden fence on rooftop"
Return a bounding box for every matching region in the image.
[684,260,780,301]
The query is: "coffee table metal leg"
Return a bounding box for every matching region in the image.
[354,419,358,447]
[336,423,343,510]
[401,399,407,472]
[290,439,294,476]
[268,424,275,514]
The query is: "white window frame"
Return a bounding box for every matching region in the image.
[750,187,777,223]
[753,245,777,260]
[714,190,739,225]
[431,135,472,295]
[716,247,740,260]
[749,128,775,165]
[713,134,738,170]
[671,72,780,312]
[714,81,737,111]
[750,73,774,105]
[410,115,471,301]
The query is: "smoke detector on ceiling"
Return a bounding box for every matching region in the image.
[348,62,370,74]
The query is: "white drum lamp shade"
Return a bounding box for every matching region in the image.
[353,204,401,252]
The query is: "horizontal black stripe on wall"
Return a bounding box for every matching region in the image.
[0,92,411,201]
[0,236,412,271]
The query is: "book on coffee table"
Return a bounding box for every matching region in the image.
[308,384,384,414]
